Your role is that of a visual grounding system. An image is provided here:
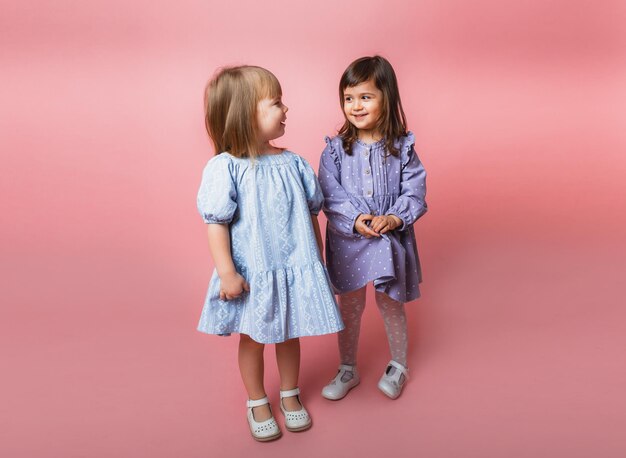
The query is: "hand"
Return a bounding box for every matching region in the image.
[370,214,403,234]
[219,271,250,301]
[354,214,380,238]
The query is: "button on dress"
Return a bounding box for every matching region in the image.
[197,151,344,344]
[319,133,427,303]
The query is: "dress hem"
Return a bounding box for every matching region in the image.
[331,276,422,303]
[196,324,345,345]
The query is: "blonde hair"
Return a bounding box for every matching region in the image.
[204,65,282,158]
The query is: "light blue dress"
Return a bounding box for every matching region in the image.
[197,151,344,344]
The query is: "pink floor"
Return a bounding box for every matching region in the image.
[4,226,624,457]
[2,1,625,457]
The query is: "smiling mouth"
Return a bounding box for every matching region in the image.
[352,113,368,119]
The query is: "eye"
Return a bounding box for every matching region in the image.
[362,95,371,100]
[344,96,353,102]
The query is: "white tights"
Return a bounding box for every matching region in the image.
[337,286,408,368]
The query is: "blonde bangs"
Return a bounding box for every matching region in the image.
[252,67,282,102]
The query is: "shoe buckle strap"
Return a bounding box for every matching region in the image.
[388,360,409,379]
[247,396,270,408]
[279,387,300,398]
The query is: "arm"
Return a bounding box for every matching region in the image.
[385,145,427,230]
[207,224,249,301]
[198,155,248,300]
[318,142,371,236]
[310,214,324,260]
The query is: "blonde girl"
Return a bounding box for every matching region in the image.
[197,66,343,441]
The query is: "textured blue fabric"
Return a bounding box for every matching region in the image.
[197,151,344,344]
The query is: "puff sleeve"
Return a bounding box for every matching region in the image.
[318,137,363,236]
[196,154,238,224]
[386,133,428,230]
[295,155,324,214]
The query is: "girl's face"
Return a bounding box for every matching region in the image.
[342,79,384,137]
[256,96,288,144]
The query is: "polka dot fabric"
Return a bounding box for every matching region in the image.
[318,133,427,303]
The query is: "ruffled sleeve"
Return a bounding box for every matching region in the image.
[318,137,363,236]
[386,132,428,230]
[294,154,324,214]
[197,153,238,224]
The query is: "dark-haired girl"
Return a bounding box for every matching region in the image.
[319,56,428,400]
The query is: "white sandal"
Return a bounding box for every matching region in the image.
[246,396,281,442]
[321,364,360,400]
[377,360,409,399]
[279,388,312,432]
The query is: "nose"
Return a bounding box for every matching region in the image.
[283,104,288,113]
[354,99,363,110]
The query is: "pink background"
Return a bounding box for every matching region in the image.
[2,0,625,456]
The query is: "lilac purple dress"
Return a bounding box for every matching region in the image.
[318,132,427,303]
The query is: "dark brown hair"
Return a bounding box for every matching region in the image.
[338,56,407,156]
[204,66,282,158]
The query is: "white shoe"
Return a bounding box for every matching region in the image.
[377,360,409,399]
[321,364,360,400]
[246,397,281,442]
[279,387,312,432]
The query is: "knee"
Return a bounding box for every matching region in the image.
[375,292,404,311]
[374,292,387,309]
[240,334,264,350]
[339,294,366,312]
[276,337,300,349]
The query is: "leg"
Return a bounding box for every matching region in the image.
[276,338,312,431]
[375,291,409,390]
[321,287,367,400]
[375,291,408,367]
[337,286,367,367]
[375,291,409,398]
[239,334,271,421]
[275,338,301,411]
